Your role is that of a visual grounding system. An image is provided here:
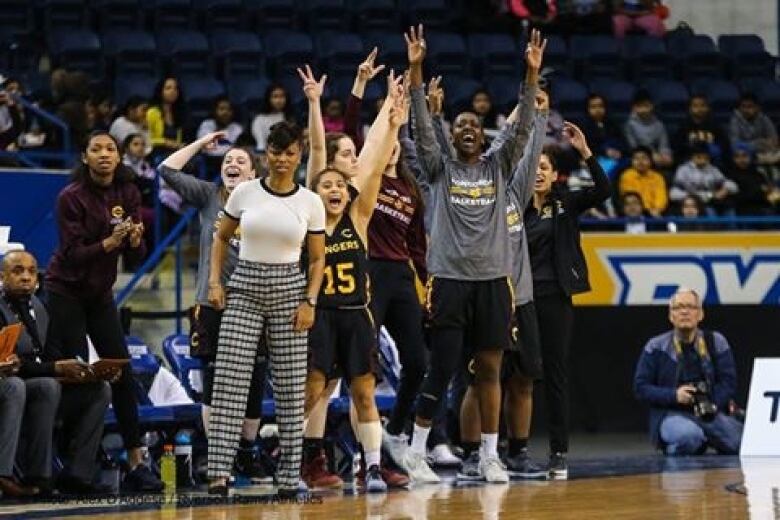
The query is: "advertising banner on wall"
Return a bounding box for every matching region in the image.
[573,233,780,306]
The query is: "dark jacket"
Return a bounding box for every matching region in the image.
[526,155,611,296]
[0,292,65,378]
[581,117,627,158]
[633,329,737,446]
[672,116,731,165]
[728,165,774,216]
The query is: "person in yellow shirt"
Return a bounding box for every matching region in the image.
[146,76,185,152]
[618,146,668,217]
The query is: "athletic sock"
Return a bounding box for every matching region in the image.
[480,433,499,459]
[508,438,528,457]
[462,442,480,459]
[410,424,431,455]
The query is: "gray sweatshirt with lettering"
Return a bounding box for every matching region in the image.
[158,165,239,306]
[411,83,536,281]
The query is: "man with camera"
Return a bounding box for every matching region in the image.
[633,288,743,455]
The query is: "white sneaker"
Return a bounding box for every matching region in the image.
[479,456,509,483]
[381,428,409,467]
[401,451,441,484]
[428,444,462,467]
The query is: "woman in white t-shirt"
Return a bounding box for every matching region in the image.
[205,121,326,497]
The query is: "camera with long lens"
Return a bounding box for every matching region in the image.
[691,381,718,422]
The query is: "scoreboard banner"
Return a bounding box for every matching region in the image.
[573,233,780,306]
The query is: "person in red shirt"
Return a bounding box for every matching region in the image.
[44,131,163,492]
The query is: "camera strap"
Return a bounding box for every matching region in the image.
[673,330,711,385]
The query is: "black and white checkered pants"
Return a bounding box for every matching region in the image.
[207,260,307,489]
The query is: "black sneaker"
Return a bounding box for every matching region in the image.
[548,452,568,480]
[456,452,482,481]
[235,447,274,484]
[505,449,547,480]
[56,475,115,496]
[124,465,164,493]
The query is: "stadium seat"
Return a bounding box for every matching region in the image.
[0,0,35,37]
[426,32,470,76]
[47,30,104,77]
[669,34,724,81]
[588,79,636,122]
[622,35,672,80]
[400,0,452,30]
[102,31,159,78]
[93,0,145,32]
[689,79,739,123]
[249,0,300,30]
[468,33,520,77]
[38,0,90,31]
[443,75,482,116]
[484,75,522,114]
[305,0,350,31]
[180,77,226,122]
[316,32,365,76]
[536,34,571,77]
[156,30,212,77]
[718,34,775,79]
[550,77,589,121]
[210,31,264,81]
[362,32,407,75]
[262,30,314,77]
[642,79,689,127]
[755,81,780,124]
[193,0,247,33]
[227,76,271,115]
[114,74,157,106]
[150,0,195,32]
[350,0,399,32]
[162,334,204,401]
[570,35,623,80]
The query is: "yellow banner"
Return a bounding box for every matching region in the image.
[573,233,780,306]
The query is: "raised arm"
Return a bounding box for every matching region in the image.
[508,102,549,208]
[353,78,408,227]
[299,65,328,187]
[406,25,445,181]
[489,29,545,177]
[345,48,385,148]
[427,75,454,159]
[159,132,224,207]
[563,121,611,213]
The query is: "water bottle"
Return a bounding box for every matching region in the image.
[174,431,194,488]
[160,444,177,495]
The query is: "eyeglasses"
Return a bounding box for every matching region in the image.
[671,303,700,311]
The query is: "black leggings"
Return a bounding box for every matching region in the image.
[46,290,142,450]
[535,290,574,454]
[368,260,427,436]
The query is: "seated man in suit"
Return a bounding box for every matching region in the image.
[0,250,112,495]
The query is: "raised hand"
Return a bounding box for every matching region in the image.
[200,131,227,151]
[525,28,547,71]
[297,64,327,102]
[386,69,405,100]
[563,121,592,159]
[404,24,426,65]
[128,221,144,248]
[427,75,444,116]
[389,87,410,128]
[357,47,386,83]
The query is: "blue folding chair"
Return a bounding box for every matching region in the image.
[671,34,724,81]
[156,30,212,77]
[94,0,145,32]
[47,30,104,77]
[642,79,690,128]
[469,33,520,77]
[180,77,226,123]
[426,32,470,76]
[162,334,204,402]
[148,0,195,32]
[249,0,300,30]
[316,32,365,76]
[350,0,399,32]
[623,35,671,80]
[589,79,636,122]
[362,31,407,75]
[551,77,589,121]
[38,0,90,31]
[211,31,264,81]
[306,0,350,31]
[193,0,247,33]
[263,30,314,77]
[718,34,775,79]
[571,35,623,80]
[102,30,158,77]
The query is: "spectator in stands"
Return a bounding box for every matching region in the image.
[633,288,743,455]
[668,193,706,232]
[581,94,626,161]
[727,142,780,216]
[612,0,665,39]
[53,71,92,151]
[729,93,779,165]
[507,0,557,25]
[471,89,506,131]
[197,96,244,158]
[147,76,186,154]
[619,191,668,233]
[44,131,163,492]
[87,90,114,133]
[0,77,24,155]
[673,95,730,167]
[251,83,294,152]
[323,97,346,133]
[122,133,156,253]
[540,84,578,173]
[618,146,667,217]
[110,96,150,153]
[554,0,613,35]
[0,250,113,495]
[159,133,271,484]
[670,142,738,216]
[624,89,673,169]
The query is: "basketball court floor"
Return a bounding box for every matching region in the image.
[2,450,776,519]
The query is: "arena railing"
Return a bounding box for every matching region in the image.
[580,215,780,230]
[0,95,75,168]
